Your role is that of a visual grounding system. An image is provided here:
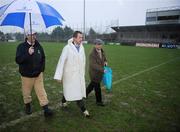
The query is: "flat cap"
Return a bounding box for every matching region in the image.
[94,39,104,45]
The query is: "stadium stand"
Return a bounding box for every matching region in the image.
[111,6,180,48]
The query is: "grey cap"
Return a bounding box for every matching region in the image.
[94,39,104,45]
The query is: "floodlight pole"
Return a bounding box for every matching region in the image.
[83,0,86,40]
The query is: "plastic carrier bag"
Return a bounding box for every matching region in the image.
[103,66,112,91]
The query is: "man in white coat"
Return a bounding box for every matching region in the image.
[54,31,90,118]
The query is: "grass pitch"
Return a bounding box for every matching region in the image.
[0,42,180,131]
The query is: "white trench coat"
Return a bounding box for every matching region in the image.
[54,39,86,101]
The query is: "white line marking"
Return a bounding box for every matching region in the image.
[0,57,179,129]
[113,57,179,85]
[0,104,59,129]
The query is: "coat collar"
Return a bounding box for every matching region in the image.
[93,47,103,55]
[67,38,83,53]
[92,47,104,60]
[69,42,83,53]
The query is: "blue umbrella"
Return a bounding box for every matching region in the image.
[0,0,64,33]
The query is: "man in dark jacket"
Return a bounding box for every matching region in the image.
[86,39,107,106]
[15,30,53,117]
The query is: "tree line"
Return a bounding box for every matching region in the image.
[0,26,117,43]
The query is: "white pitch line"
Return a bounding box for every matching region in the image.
[112,57,180,85]
[0,57,179,130]
[0,104,59,130]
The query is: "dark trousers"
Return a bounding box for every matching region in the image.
[62,96,86,112]
[86,81,102,103]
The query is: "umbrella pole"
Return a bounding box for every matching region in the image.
[23,29,26,41]
[29,13,33,46]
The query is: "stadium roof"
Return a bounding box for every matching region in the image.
[146,6,180,12]
[111,24,180,32]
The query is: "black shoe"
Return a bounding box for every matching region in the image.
[96,102,105,107]
[44,109,53,117]
[43,105,53,117]
[25,103,32,115]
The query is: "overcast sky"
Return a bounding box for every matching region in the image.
[0,0,179,33]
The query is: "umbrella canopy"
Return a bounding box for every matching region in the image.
[0,0,64,30]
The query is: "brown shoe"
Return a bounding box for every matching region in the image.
[25,103,32,115]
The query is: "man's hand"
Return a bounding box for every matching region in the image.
[28,46,34,55]
[104,61,108,66]
[104,69,107,73]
